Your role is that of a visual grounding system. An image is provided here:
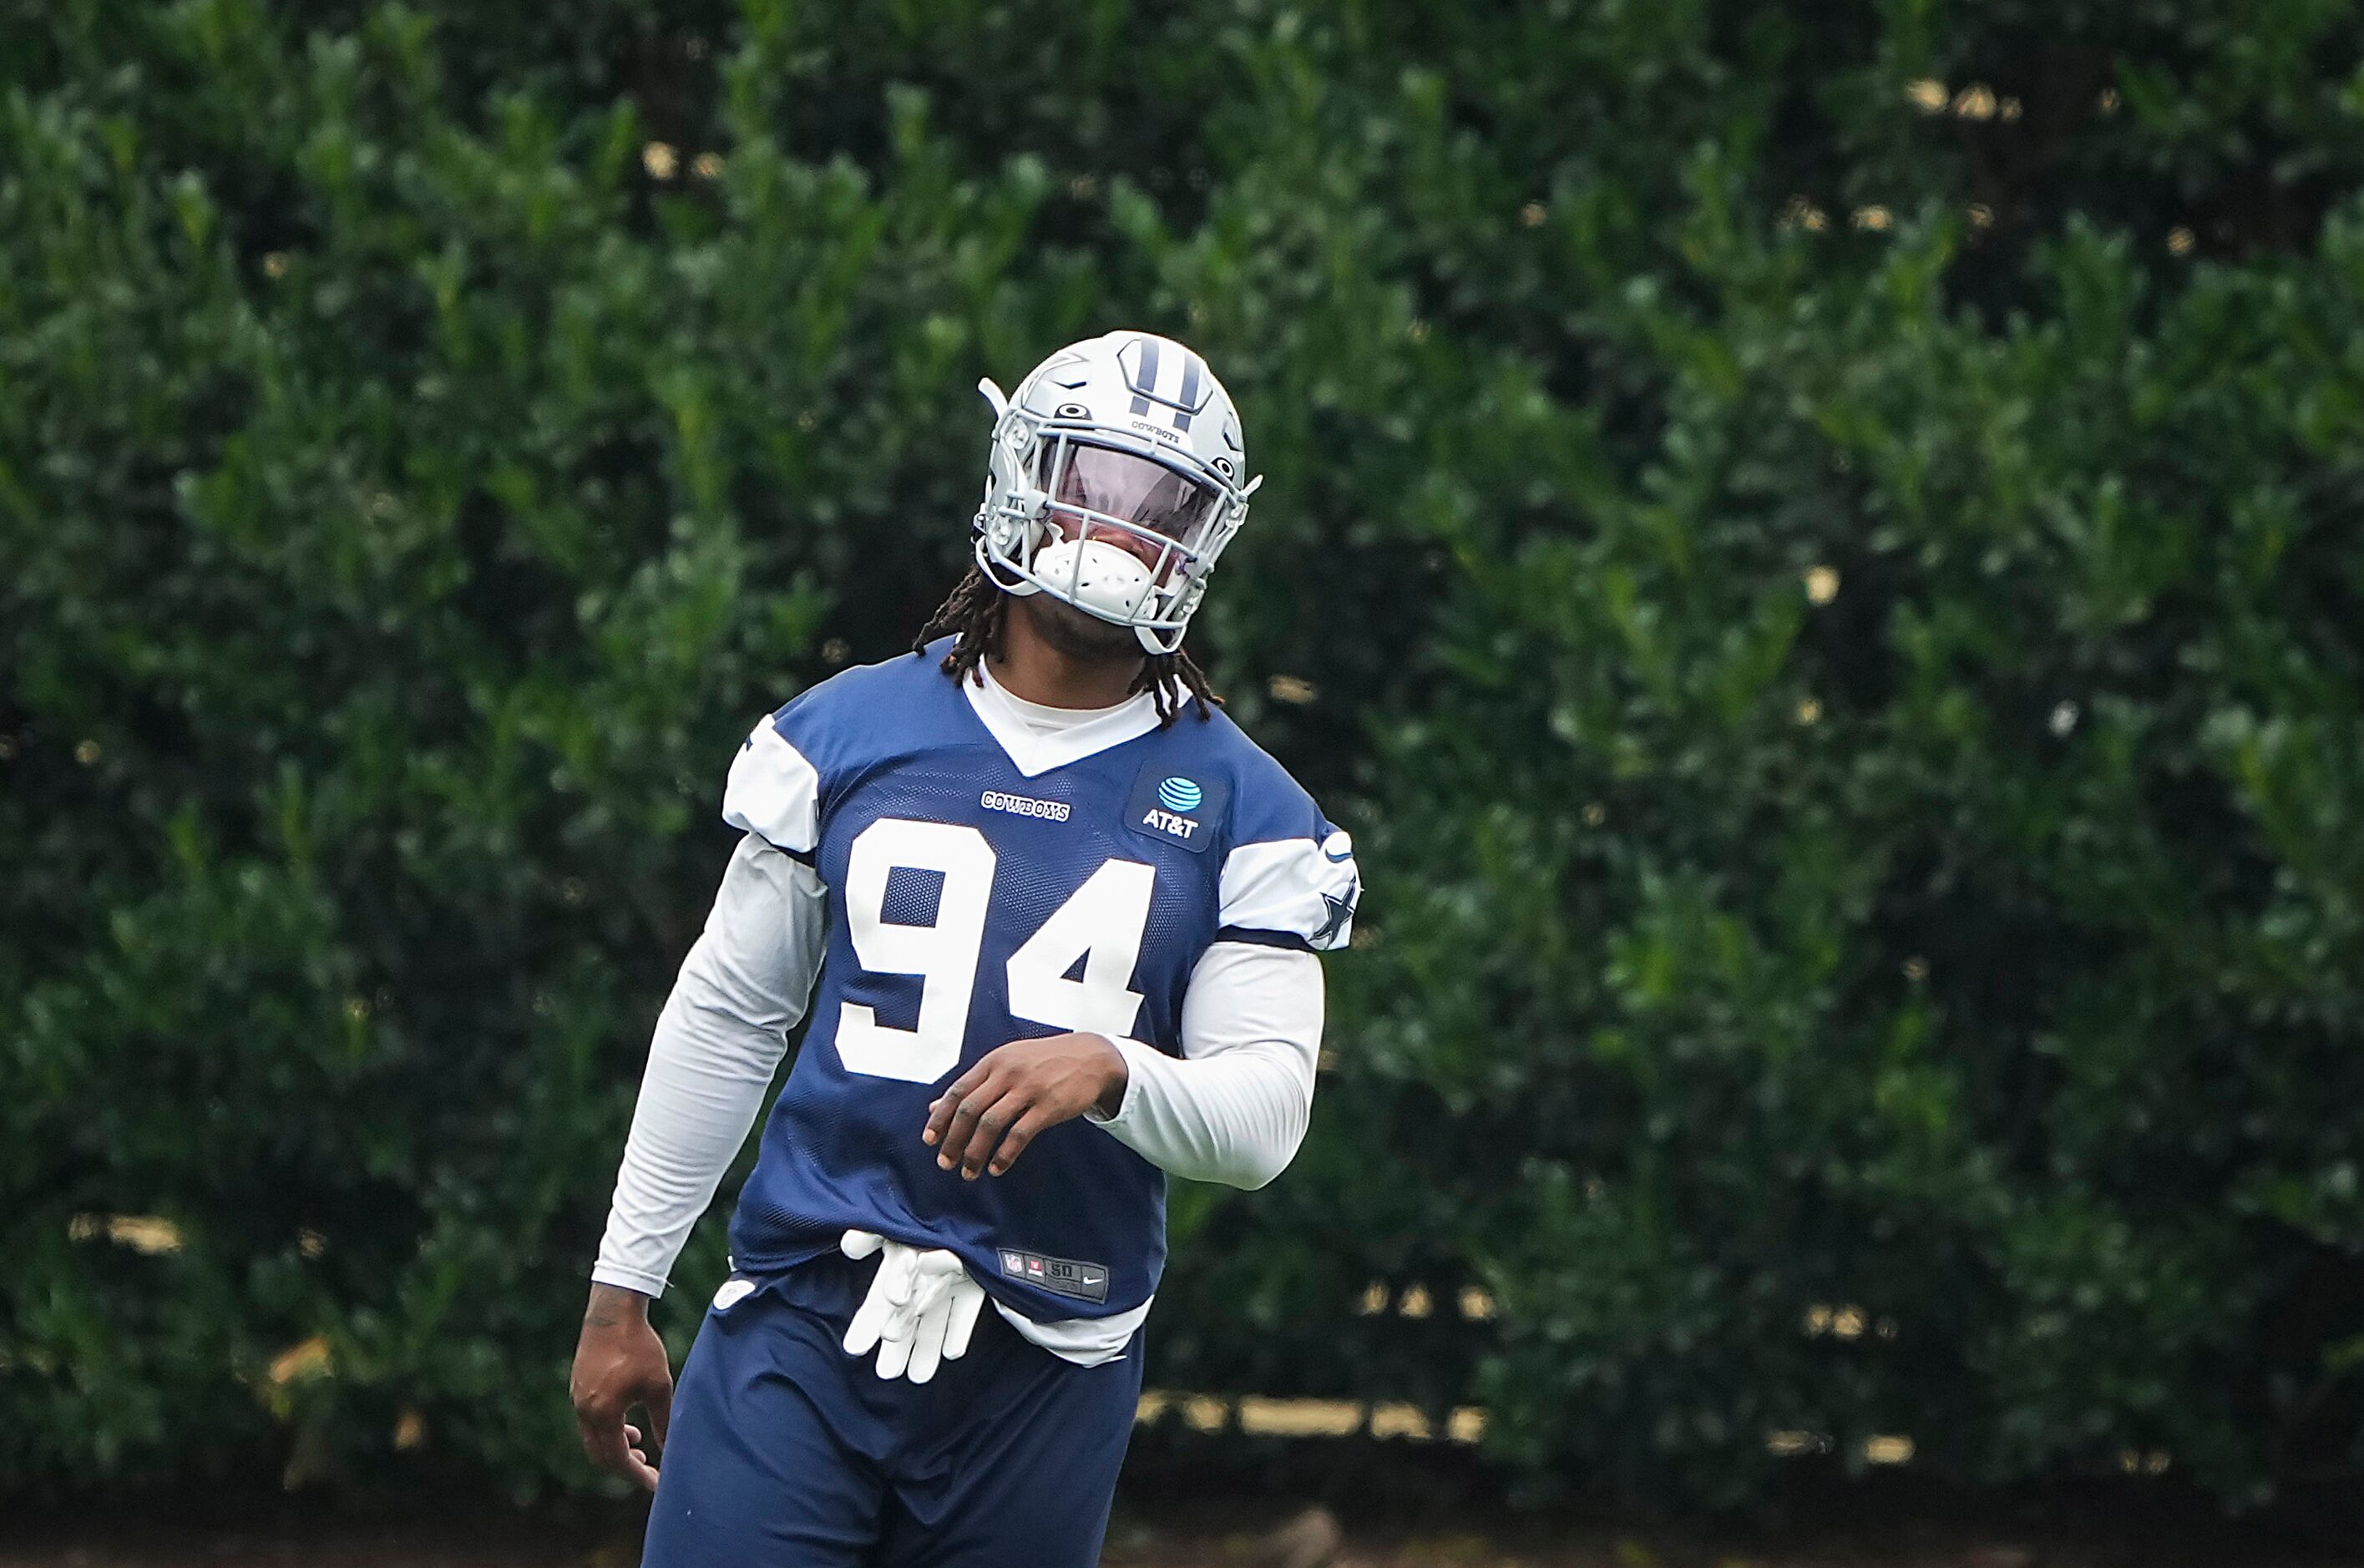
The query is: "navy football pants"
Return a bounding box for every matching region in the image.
[641,1251,1144,1567]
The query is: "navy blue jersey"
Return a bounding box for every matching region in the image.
[716,641,1359,1326]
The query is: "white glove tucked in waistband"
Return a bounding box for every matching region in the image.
[838,1229,987,1384]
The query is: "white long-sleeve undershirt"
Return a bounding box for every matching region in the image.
[592,831,1325,1363]
[1091,943,1319,1187]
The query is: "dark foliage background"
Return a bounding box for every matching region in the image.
[7,0,2364,1512]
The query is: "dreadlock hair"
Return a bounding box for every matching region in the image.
[912,566,1221,728]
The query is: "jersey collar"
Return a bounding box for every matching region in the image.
[962,661,1162,777]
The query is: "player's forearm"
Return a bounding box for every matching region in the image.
[1086,940,1325,1187]
[1091,1034,1313,1188]
[594,837,826,1295]
[594,980,788,1293]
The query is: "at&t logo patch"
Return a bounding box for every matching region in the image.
[1126,766,1228,855]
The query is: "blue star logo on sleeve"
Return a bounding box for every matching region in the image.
[1313,878,1359,947]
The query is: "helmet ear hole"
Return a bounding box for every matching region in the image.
[1212,456,1235,479]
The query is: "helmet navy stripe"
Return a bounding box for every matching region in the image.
[1174,352,1202,432]
[1130,336,1161,417]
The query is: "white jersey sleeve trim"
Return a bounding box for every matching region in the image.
[1217,830,1359,950]
[592,834,828,1297]
[721,719,822,856]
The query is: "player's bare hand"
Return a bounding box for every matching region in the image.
[923,1032,1128,1179]
[569,1283,671,1492]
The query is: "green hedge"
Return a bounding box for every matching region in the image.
[8,0,2364,1510]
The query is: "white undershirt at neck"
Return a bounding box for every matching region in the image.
[962,659,1162,776]
[974,659,1141,736]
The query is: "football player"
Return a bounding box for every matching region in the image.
[569,331,1360,1565]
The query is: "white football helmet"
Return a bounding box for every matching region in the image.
[973,331,1260,655]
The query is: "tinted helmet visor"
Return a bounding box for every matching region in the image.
[1037,438,1222,552]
